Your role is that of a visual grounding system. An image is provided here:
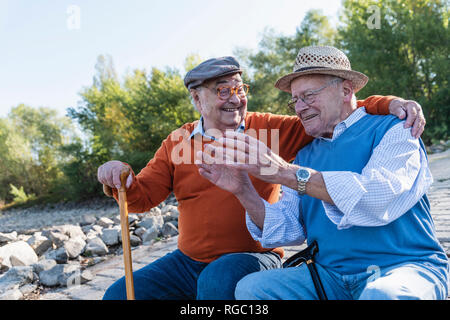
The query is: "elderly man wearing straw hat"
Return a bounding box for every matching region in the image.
[197,46,449,300]
[98,51,427,300]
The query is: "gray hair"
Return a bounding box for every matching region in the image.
[323,75,357,108]
[189,87,202,112]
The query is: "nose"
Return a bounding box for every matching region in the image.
[295,99,309,114]
[229,92,242,104]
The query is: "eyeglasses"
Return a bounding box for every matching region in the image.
[215,84,250,100]
[287,78,342,111]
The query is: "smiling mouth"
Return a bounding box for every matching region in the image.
[302,114,318,121]
[222,107,241,112]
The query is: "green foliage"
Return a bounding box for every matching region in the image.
[65,55,198,199]
[235,9,336,115]
[9,184,36,204]
[337,0,449,144]
[2,2,448,206]
[0,105,76,203]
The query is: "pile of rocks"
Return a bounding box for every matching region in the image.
[0,197,180,300]
[427,139,450,154]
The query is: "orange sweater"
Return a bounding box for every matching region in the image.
[114,96,395,263]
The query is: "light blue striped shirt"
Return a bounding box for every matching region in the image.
[189,116,245,140]
[246,108,433,248]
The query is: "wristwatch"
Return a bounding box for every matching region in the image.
[295,167,311,195]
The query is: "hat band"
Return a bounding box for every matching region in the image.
[294,66,327,73]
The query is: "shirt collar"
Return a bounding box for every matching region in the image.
[320,107,367,142]
[189,116,246,140]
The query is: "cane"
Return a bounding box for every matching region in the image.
[103,168,135,300]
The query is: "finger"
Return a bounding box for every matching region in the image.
[97,165,106,184]
[197,167,214,181]
[196,162,212,173]
[222,135,268,162]
[223,131,256,150]
[100,166,115,188]
[204,142,245,165]
[390,100,407,120]
[126,174,133,189]
[404,102,418,128]
[112,168,122,189]
[412,115,425,139]
[197,150,217,165]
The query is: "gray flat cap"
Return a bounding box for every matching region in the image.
[184,56,243,89]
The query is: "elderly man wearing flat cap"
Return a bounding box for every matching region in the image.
[197,46,449,300]
[98,51,427,299]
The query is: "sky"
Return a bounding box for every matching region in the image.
[0,0,342,118]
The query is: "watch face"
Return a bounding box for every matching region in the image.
[297,169,309,179]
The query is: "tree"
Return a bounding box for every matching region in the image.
[236,9,336,115]
[67,55,199,199]
[337,0,449,143]
[0,105,76,203]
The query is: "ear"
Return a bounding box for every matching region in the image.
[190,89,203,112]
[341,80,354,103]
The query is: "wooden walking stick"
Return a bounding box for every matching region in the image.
[103,168,135,300]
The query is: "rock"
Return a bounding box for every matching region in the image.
[161,204,178,216]
[97,217,114,228]
[141,226,159,244]
[84,237,109,256]
[44,247,68,264]
[80,214,97,226]
[38,264,79,287]
[32,259,57,274]
[27,232,53,256]
[19,283,38,296]
[138,216,164,230]
[17,234,32,242]
[133,227,147,239]
[55,225,87,241]
[149,207,161,216]
[161,222,178,237]
[0,257,6,272]
[0,266,34,300]
[130,234,142,247]
[0,241,38,268]
[43,230,69,248]
[64,237,86,259]
[128,214,139,225]
[85,225,103,240]
[0,286,22,300]
[0,266,34,285]
[81,224,92,235]
[0,231,18,243]
[59,268,93,287]
[113,214,139,226]
[101,228,120,246]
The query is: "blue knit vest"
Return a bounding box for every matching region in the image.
[295,114,449,280]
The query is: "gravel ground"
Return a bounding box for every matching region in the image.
[0,197,120,234]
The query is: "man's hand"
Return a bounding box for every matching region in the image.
[196,146,267,229]
[196,150,252,195]
[97,160,133,190]
[389,99,426,138]
[201,132,293,185]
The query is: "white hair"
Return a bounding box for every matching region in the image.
[189,87,202,112]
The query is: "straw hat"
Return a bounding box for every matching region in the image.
[275,46,369,93]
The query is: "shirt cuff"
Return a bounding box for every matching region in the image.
[245,210,264,241]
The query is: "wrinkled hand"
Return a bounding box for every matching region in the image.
[389,98,426,138]
[196,151,251,195]
[97,160,133,190]
[201,132,290,185]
